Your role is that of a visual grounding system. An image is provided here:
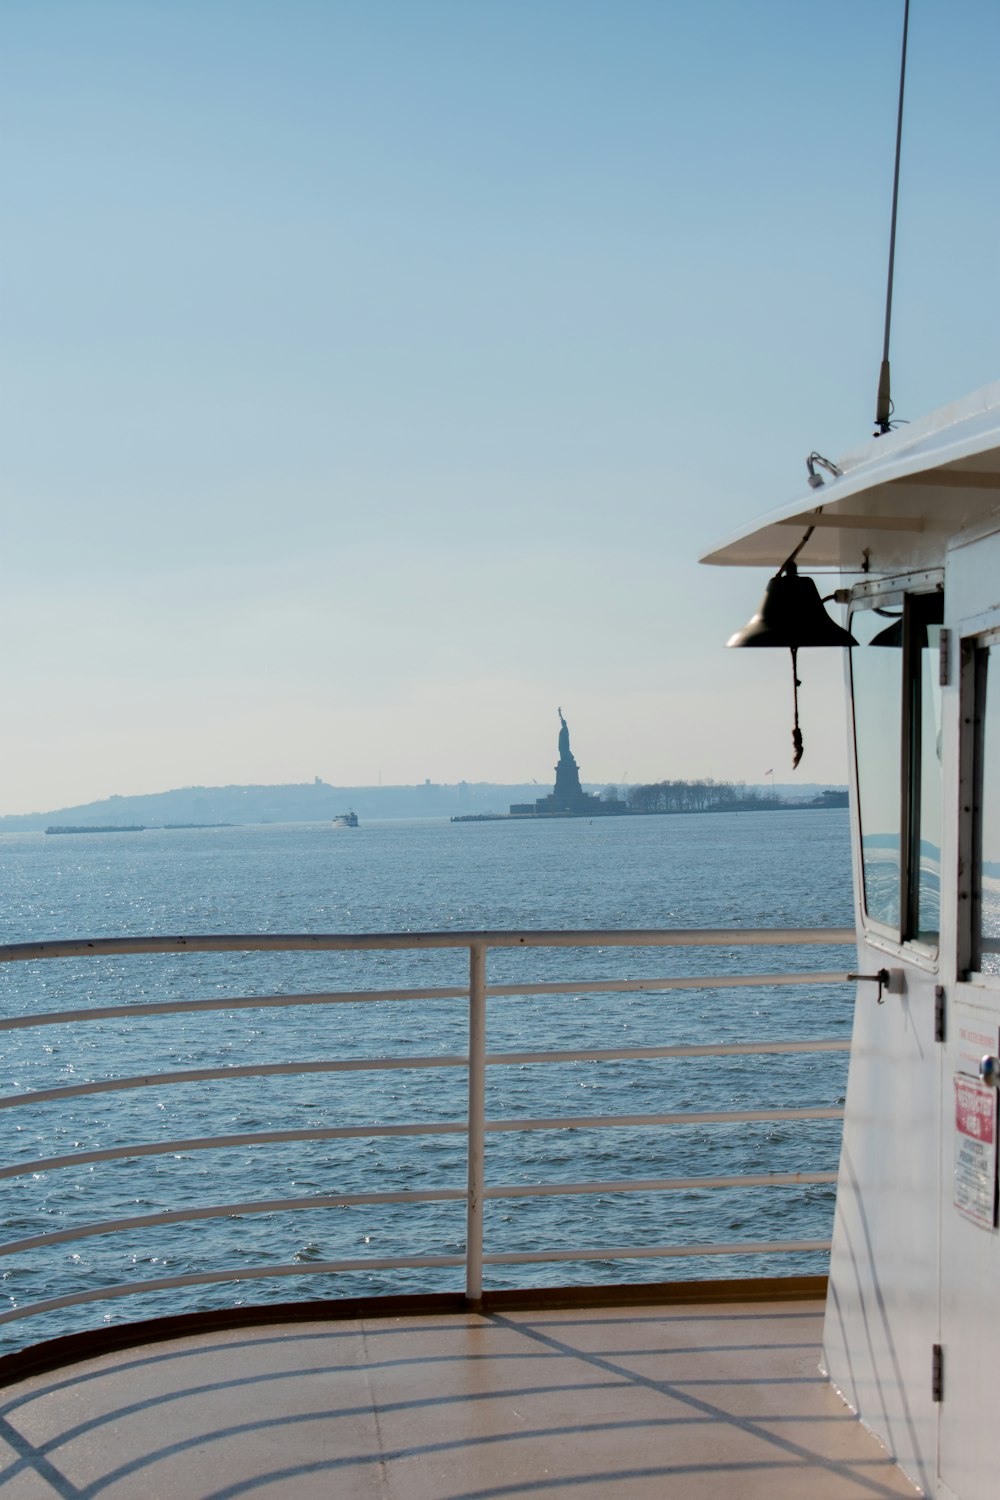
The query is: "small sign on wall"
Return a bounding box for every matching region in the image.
[954,1076,998,1229]
[957,1022,998,1078]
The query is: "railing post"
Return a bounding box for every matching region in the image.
[466,940,487,1309]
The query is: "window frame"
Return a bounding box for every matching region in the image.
[903,591,945,946]
[849,570,944,959]
[959,620,1000,985]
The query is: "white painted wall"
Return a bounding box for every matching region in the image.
[936,523,1000,1500]
[824,520,1000,1500]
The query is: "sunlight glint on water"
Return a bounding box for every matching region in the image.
[0,811,853,1352]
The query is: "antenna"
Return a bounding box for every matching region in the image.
[874,0,911,436]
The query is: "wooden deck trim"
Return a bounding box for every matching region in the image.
[0,1274,827,1387]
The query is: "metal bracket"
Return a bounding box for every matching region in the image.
[932,1343,943,1403]
[847,967,893,1003]
[934,985,946,1043]
[939,627,951,687]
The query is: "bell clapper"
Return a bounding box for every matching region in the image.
[790,646,804,769]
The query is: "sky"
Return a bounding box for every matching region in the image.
[3,0,999,813]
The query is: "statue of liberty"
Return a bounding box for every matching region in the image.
[557,707,571,760]
[508,705,620,817]
[553,707,583,805]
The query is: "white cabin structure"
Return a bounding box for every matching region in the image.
[704,380,1000,1500]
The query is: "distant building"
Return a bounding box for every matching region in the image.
[810,788,849,808]
[510,709,628,818]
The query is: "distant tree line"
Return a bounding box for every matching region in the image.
[606,779,771,814]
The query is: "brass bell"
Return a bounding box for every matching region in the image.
[727,562,857,649]
[726,560,855,770]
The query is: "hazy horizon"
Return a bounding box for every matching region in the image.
[2,767,848,825]
[4,1,997,816]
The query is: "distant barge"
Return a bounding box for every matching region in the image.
[45,825,146,835]
[44,823,235,834]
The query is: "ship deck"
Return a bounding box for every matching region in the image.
[0,1297,918,1499]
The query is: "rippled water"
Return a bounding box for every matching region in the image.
[0,810,854,1353]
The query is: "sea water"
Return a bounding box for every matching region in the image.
[0,811,853,1353]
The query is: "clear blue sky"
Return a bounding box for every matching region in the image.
[2,1,998,811]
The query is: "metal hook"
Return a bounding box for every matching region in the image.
[847,967,892,1003]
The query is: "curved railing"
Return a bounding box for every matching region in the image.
[0,926,857,1345]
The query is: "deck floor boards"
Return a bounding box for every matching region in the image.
[0,1300,919,1498]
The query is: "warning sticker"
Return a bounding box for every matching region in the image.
[954,1076,998,1229]
[956,1022,998,1078]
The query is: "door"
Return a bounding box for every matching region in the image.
[938,612,1000,1500]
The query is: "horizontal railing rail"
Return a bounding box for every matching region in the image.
[0,925,855,963]
[0,1105,845,1182]
[0,970,856,1030]
[0,1039,850,1112]
[0,926,855,1342]
[0,1172,840,1257]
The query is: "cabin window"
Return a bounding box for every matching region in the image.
[973,643,1000,975]
[850,589,944,943]
[910,598,944,942]
[851,605,903,930]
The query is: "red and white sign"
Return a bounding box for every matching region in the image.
[954,1076,998,1229]
[956,1023,997,1078]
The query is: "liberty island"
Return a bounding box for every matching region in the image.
[509,708,628,817]
[451,708,629,823]
[450,709,842,823]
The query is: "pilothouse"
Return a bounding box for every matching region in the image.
[703,379,1000,1500]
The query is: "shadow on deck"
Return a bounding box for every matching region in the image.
[0,1293,918,1499]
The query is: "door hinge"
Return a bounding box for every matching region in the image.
[939,628,951,687]
[932,1343,944,1402]
[934,985,946,1043]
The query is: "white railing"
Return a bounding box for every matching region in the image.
[0,926,856,1342]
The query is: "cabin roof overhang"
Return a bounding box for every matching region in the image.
[701,381,1000,573]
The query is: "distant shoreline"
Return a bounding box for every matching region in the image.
[1,779,849,833]
[43,822,236,835]
[452,797,847,823]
